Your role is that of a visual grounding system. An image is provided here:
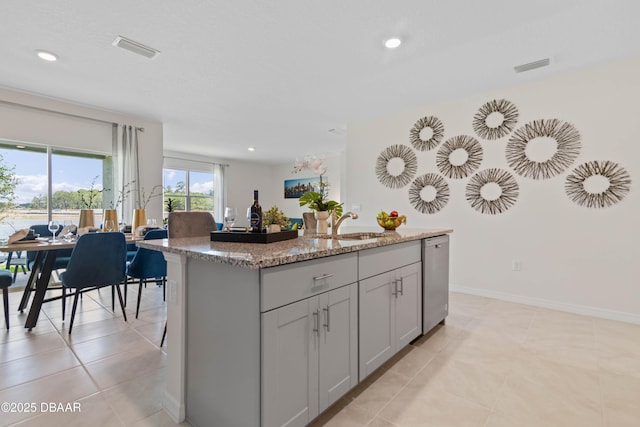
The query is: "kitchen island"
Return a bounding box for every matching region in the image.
[138,227,452,427]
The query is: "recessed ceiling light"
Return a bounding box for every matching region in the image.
[384,37,402,49]
[35,50,58,62]
[248,147,256,152]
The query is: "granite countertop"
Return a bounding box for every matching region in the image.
[137,227,453,269]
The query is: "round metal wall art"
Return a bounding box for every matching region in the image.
[565,160,631,208]
[472,99,519,140]
[506,118,581,180]
[466,168,519,215]
[436,135,483,179]
[375,144,418,189]
[408,173,450,214]
[409,116,445,151]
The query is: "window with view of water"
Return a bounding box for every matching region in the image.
[0,140,110,242]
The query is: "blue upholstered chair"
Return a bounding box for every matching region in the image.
[59,232,128,333]
[125,229,167,318]
[26,224,72,271]
[0,269,12,329]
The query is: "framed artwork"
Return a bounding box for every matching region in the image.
[284,177,321,198]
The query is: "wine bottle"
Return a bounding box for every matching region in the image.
[249,190,263,232]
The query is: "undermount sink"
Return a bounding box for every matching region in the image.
[317,232,389,240]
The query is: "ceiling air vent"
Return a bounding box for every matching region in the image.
[112,36,160,59]
[514,58,551,73]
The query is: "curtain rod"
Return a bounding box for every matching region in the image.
[0,99,144,131]
[164,155,229,167]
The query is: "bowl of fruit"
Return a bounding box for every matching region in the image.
[376,210,407,231]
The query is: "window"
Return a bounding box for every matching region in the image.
[0,140,110,241]
[162,158,223,222]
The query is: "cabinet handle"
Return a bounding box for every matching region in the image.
[312,310,320,336]
[313,273,334,282]
[435,244,441,248]
[323,306,330,332]
[391,279,399,298]
[398,277,404,296]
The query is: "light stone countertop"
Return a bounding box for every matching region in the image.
[137,227,452,269]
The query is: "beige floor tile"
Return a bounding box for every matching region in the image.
[59,317,131,345]
[132,320,165,347]
[351,370,410,414]
[70,329,156,364]
[367,417,397,427]
[600,370,640,427]
[0,318,58,344]
[379,385,491,427]
[0,331,66,363]
[131,410,191,427]
[388,346,437,380]
[0,366,98,425]
[412,323,465,354]
[0,346,80,390]
[84,347,167,390]
[318,403,376,427]
[102,367,166,425]
[10,393,123,427]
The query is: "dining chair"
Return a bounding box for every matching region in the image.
[59,232,127,333]
[4,250,28,282]
[0,269,12,329]
[167,211,217,238]
[125,228,167,318]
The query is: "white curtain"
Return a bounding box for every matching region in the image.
[213,163,226,222]
[112,124,140,225]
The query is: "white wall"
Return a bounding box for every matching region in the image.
[0,86,164,220]
[346,57,640,322]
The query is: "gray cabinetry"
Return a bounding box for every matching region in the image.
[261,254,358,427]
[423,235,450,334]
[358,261,422,379]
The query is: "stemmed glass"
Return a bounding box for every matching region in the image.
[224,207,237,231]
[48,220,60,243]
[104,220,116,232]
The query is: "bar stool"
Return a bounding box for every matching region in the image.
[0,269,12,329]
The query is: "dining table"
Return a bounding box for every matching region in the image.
[0,233,140,329]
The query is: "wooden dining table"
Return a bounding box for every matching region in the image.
[0,233,140,329]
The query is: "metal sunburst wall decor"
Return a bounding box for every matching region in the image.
[466,168,519,215]
[472,99,519,140]
[409,116,445,151]
[436,135,483,179]
[408,173,450,214]
[506,119,581,180]
[375,144,418,189]
[565,160,631,208]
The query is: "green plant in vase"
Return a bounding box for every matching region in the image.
[263,205,290,232]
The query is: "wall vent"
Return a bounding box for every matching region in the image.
[112,36,160,59]
[514,58,551,73]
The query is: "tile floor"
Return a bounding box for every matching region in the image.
[1,287,639,427]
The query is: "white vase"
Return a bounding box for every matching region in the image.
[315,211,330,234]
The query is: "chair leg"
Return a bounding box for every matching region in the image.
[161,321,167,347]
[163,277,166,302]
[62,287,66,321]
[111,285,115,311]
[114,284,127,322]
[136,280,144,319]
[123,277,128,307]
[68,292,80,334]
[3,288,9,330]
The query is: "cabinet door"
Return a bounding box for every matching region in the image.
[359,272,394,379]
[318,283,358,412]
[394,262,422,349]
[262,298,319,427]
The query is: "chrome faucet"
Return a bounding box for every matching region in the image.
[332,212,359,235]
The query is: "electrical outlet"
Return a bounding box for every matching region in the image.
[168,279,177,303]
[512,260,522,272]
[351,203,361,212]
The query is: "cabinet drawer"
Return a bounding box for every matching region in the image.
[261,253,357,312]
[358,240,421,280]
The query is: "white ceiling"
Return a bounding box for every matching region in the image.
[1,1,639,164]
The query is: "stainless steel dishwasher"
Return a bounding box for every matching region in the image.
[423,235,449,334]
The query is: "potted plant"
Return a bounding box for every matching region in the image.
[132,184,163,231]
[293,156,343,233]
[105,180,135,229]
[263,206,290,233]
[77,175,104,228]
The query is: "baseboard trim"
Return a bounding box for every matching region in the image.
[450,284,640,325]
[163,391,185,423]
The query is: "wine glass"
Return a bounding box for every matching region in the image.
[104,219,116,232]
[224,207,237,231]
[62,219,74,240]
[48,220,60,243]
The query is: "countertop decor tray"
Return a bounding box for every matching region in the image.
[210,230,298,244]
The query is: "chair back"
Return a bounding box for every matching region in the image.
[167,212,217,238]
[61,232,126,289]
[127,229,167,279]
